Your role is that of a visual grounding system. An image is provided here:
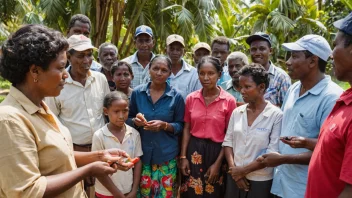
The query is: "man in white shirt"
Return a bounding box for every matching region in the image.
[46,34,110,151]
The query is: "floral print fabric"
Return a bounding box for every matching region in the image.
[180,136,226,198]
[138,159,177,198]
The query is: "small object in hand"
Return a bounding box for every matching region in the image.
[136,113,148,124]
[283,136,292,141]
[125,157,140,164]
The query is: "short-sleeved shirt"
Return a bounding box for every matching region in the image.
[271,76,343,198]
[92,124,143,195]
[143,59,202,100]
[122,51,155,88]
[0,86,86,198]
[45,68,110,145]
[305,88,352,198]
[264,62,291,106]
[127,82,185,165]
[222,102,282,181]
[220,80,244,103]
[185,87,237,143]
[90,60,103,71]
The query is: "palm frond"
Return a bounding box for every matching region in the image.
[39,0,67,24]
[269,11,295,34]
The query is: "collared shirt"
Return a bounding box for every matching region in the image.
[217,65,231,85]
[126,82,185,165]
[306,88,352,198]
[222,102,282,181]
[184,87,237,143]
[122,51,155,88]
[220,80,244,103]
[0,86,86,198]
[45,68,110,145]
[144,59,202,100]
[265,62,291,106]
[92,124,143,195]
[271,76,343,198]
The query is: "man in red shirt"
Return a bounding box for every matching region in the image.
[305,12,352,198]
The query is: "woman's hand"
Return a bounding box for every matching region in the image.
[125,190,137,198]
[205,163,220,184]
[133,117,147,127]
[143,120,166,132]
[88,161,118,177]
[235,177,250,191]
[180,158,191,176]
[101,148,130,162]
[228,166,246,180]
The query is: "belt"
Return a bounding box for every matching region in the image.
[73,143,92,152]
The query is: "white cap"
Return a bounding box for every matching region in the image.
[282,34,332,61]
[67,34,96,51]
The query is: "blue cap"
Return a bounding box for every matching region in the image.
[282,34,332,61]
[135,25,153,38]
[334,12,352,36]
[246,32,272,46]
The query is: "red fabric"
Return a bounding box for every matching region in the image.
[184,87,236,143]
[306,88,352,198]
[95,192,114,198]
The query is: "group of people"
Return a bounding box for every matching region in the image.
[0,11,351,198]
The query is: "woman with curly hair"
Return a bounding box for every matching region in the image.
[0,24,129,197]
[223,64,282,198]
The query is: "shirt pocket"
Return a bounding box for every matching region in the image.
[294,114,317,138]
[92,91,104,117]
[253,127,271,147]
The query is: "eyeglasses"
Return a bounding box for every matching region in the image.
[136,38,153,44]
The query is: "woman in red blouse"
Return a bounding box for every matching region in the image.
[180,56,237,197]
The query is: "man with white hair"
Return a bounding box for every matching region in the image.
[220,52,249,106]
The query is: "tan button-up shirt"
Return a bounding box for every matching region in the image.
[46,69,110,144]
[0,86,86,198]
[92,124,143,195]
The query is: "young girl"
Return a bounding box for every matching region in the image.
[111,61,134,98]
[92,91,143,198]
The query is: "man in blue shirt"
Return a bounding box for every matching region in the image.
[257,35,343,198]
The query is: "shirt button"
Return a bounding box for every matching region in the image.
[153,109,155,111]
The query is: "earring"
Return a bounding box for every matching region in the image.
[34,78,38,83]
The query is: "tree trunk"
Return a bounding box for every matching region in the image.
[118,0,147,56]
[111,0,125,51]
[94,0,113,47]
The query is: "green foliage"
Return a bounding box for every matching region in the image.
[0,95,5,103]
[0,77,11,90]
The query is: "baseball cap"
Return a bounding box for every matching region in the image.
[67,34,96,51]
[333,12,352,36]
[193,42,211,53]
[246,32,272,46]
[166,34,185,47]
[282,34,332,61]
[135,25,153,37]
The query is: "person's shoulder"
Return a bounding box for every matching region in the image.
[126,124,140,137]
[121,53,135,64]
[267,101,283,115]
[133,83,147,92]
[220,88,236,102]
[324,79,344,96]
